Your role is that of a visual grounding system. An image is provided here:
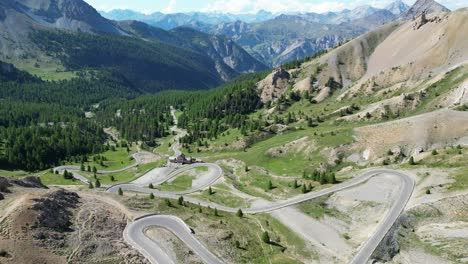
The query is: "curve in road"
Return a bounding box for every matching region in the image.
[54,107,414,264]
[121,169,414,264]
[125,214,223,264]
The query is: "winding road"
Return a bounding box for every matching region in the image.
[120,168,414,264]
[55,107,415,264]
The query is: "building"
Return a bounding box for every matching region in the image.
[169,153,202,164]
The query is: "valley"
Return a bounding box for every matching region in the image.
[0,0,467,263]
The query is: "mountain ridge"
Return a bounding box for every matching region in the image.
[0,0,267,90]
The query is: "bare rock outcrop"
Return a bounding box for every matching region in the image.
[257,66,291,103]
[32,190,80,232]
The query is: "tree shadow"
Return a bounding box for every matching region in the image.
[269,241,287,251]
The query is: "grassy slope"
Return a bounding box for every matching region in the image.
[189,183,250,208]
[118,194,314,263]
[158,175,193,191]
[74,145,138,171]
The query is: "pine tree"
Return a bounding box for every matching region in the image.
[328,173,337,184]
[267,180,273,190]
[149,193,155,199]
[234,240,241,248]
[409,156,416,165]
[319,173,327,185]
[95,179,101,188]
[292,179,298,188]
[118,187,123,196]
[88,182,94,189]
[110,175,115,182]
[92,166,97,173]
[80,163,85,171]
[149,183,154,189]
[214,208,219,216]
[87,165,91,172]
[208,186,214,195]
[236,209,244,218]
[178,196,184,206]
[261,231,270,244]
[302,184,307,194]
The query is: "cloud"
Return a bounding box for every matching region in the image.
[439,0,467,10]
[162,0,177,13]
[202,0,347,14]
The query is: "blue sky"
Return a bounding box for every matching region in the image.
[84,0,466,14]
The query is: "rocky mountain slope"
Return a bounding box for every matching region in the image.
[385,0,410,15]
[99,2,413,67]
[196,15,363,67]
[0,0,267,90]
[255,7,467,161]
[190,1,416,67]
[101,9,278,29]
[400,0,451,20]
[118,21,268,80]
[0,0,124,34]
[0,182,146,263]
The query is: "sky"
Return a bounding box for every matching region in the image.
[84,0,466,14]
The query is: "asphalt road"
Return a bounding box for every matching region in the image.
[169,107,187,157]
[120,169,414,264]
[106,163,223,196]
[56,108,415,264]
[125,215,223,264]
[53,151,153,187]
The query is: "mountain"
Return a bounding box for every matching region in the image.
[400,0,450,20]
[0,0,267,91]
[117,21,268,80]
[384,0,410,15]
[332,5,381,24]
[100,10,277,30]
[98,4,412,67]
[195,10,404,67]
[200,14,363,67]
[100,9,156,21]
[270,7,468,105]
[1,0,125,34]
[348,10,396,30]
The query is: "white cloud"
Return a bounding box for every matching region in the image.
[202,0,347,14]
[162,0,177,13]
[439,0,468,10]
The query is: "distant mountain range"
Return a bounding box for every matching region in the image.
[0,0,453,91]
[0,0,267,92]
[101,1,411,30]
[99,0,423,66]
[100,9,278,29]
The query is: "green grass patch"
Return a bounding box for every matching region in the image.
[76,146,137,171]
[192,123,354,176]
[189,185,249,208]
[448,169,468,191]
[0,169,31,177]
[10,57,77,81]
[40,172,83,185]
[296,196,343,219]
[159,175,193,191]
[154,135,175,156]
[195,166,209,172]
